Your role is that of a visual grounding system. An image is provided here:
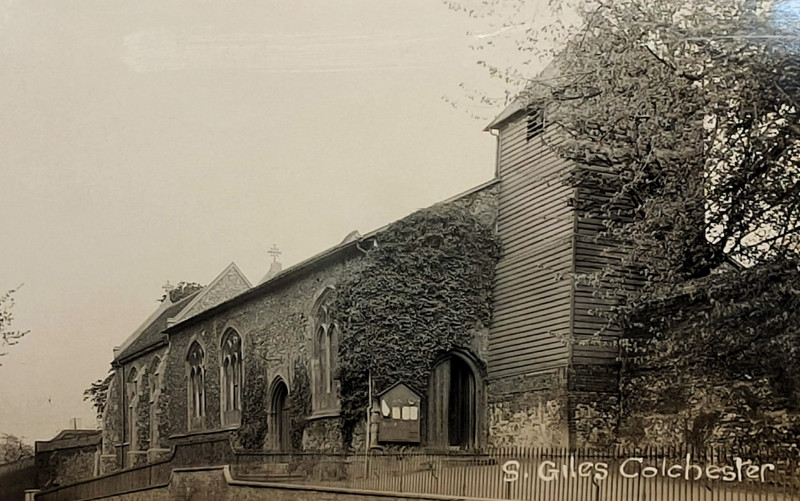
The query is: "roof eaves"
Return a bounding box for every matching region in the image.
[114,292,198,363]
[164,238,368,334]
[484,101,526,131]
[169,263,252,326]
[114,336,169,365]
[162,178,501,335]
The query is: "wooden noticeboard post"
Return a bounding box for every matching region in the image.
[377,382,421,444]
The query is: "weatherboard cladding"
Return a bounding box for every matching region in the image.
[115,293,199,362]
[489,115,574,378]
[572,164,638,365]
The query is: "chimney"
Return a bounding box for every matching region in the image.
[264,261,282,280]
[259,244,283,284]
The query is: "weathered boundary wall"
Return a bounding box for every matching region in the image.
[35,431,101,490]
[75,466,469,501]
[619,366,800,449]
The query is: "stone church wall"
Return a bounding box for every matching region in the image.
[487,368,569,448]
[157,183,500,453]
[99,182,501,462]
[568,364,619,448]
[486,365,620,449]
[165,258,359,451]
[101,371,123,473]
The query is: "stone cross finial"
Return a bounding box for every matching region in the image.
[268,245,282,263]
[162,281,174,293]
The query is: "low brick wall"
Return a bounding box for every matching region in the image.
[95,466,482,501]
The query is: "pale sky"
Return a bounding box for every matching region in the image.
[0,0,550,443]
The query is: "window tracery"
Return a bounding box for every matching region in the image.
[187,341,205,430]
[220,329,243,426]
[312,290,339,414]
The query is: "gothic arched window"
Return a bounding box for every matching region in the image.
[187,341,205,430]
[220,329,243,426]
[311,289,339,414]
[126,367,139,449]
[148,357,161,447]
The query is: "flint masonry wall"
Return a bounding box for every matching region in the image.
[160,184,498,454]
[164,256,360,452]
[620,365,800,450]
[35,432,101,490]
[487,368,569,448]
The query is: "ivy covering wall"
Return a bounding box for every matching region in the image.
[136,371,150,451]
[333,198,501,443]
[237,365,268,449]
[168,187,498,452]
[288,359,311,450]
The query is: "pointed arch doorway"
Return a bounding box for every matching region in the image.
[269,378,290,452]
[428,351,483,449]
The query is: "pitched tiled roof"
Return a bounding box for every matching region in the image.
[115,292,198,363]
[164,178,501,334]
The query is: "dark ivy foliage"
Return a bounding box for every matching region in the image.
[237,366,269,449]
[333,202,501,444]
[159,282,204,303]
[288,359,311,451]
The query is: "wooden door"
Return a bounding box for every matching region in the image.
[428,358,451,448]
[271,381,290,452]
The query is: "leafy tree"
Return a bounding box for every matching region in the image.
[159,282,204,303]
[84,371,114,420]
[83,281,204,421]
[458,0,800,396]
[0,286,28,365]
[0,434,33,464]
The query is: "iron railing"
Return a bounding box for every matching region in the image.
[36,442,800,501]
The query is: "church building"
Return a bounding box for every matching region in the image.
[99,104,619,473]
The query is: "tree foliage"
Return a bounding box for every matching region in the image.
[159,282,204,303]
[457,0,800,402]
[84,371,114,418]
[544,0,800,383]
[0,287,28,365]
[540,1,800,279]
[0,434,33,465]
